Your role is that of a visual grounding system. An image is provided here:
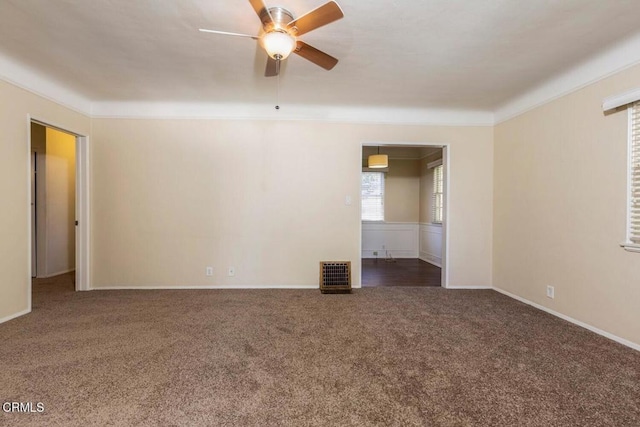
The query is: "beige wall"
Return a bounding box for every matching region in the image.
[45,127,76,276]
[0,80,90,321]
[91,119,494,289]
[0,78,494,322]
[1,77,494,322]
[384,159,420,223]
[494,63,640,345]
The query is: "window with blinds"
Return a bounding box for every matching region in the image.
[432,164,444,223]
[627,101,640,247]
[361,172,384,221]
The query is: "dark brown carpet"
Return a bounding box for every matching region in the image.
[1,273,638,426]
[362,258,441,287]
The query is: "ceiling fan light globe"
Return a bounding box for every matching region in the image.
[263,31,296,60]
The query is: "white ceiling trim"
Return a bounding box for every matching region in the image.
[90,101,494,126]
[3,28,640,127]
[0,52,92,116]
[0,49,491,125]
[495,31,640,124]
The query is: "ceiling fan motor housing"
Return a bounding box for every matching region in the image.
[261,7,294,31]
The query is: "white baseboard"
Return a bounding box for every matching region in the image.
[419,254,442,268]
[90,285,321,290]
[446,286,492,290]
[493,287,640,352]
[0,308,31,324]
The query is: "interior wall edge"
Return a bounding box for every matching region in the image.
[0,308,31,325]
[0,52,92,116]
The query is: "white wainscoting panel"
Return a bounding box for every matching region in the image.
[362,222,419,258]
[419,223,443,267]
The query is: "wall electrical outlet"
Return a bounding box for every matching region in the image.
[205,267,213,276]
[546,285,555,299]
[228,267,235,277]
[373,251,378,256]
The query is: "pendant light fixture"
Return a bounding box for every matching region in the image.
[368,146,388,168]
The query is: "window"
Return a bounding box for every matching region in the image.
[361,172,384,221]
[603,89,640,251]
[625,101,640,251]
[433,164,444,223]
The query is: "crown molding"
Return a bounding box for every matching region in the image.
[0,52,92,116]
[0,51,492,126]
[90,101,494,126]
[3,29,640,127]
[495,31,640,124]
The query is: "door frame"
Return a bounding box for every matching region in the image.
[360,141,450,288]
[30,152,37,277]
[27,115,91,301]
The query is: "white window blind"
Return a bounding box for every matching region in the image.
[432,164,444,223]
[361,172,384,221]
[628,101,640,245]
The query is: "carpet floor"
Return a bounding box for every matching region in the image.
[1,273,639,426]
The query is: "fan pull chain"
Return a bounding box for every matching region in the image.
[275,60,280,110]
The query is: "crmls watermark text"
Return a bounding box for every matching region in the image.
[2,402,45,413]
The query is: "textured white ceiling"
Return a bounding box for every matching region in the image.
[1,0,639,112]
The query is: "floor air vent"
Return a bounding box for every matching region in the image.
[319,261,351,294]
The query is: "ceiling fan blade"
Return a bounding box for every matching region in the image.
[286,1,344,36]
[293,41,338,70]
[265,57,279,77]
[199,29,258,39]
[248,0,273,26]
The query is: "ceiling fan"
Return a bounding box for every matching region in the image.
[199,0,344,77]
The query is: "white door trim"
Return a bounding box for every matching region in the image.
[442,145,450,288]
[30,152,37,277]
[75,135,90,291]
[27,116,91,298]
[26,117,32,311]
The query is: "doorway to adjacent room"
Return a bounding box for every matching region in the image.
[30,123,76,280]
[28,118,90,305]
[360,143,447,287]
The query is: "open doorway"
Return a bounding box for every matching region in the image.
[360,144,447,287]
[30,123,76,289]
[28,118,90,303]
